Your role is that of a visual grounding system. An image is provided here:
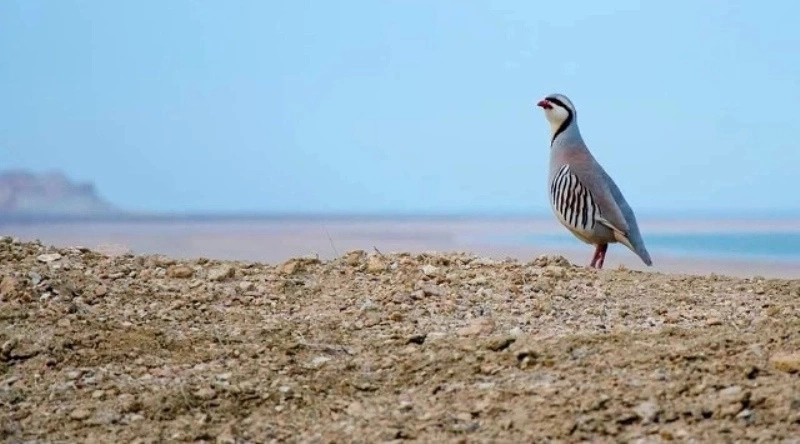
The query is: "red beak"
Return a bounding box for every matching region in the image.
[537,99,552,109]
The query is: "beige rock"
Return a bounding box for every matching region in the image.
[770,352,800,373]
[0,276,18,296]
[69,408,91,420]
[457,318,495,337]
[168,265,194,279]
[207,265,234,281]
[366,255,386,273]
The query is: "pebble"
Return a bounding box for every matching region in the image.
[457,318,495,337]
[420,264,439,277]
[419,284,444,297]
[207,265,234,282]
[0,276,18,295]
[70,408,91,420]
[168,265,195,279]
[343,250,365,266]
[280,259,301,275]
[237,281,255,292]
[37,253,62,263]
[484,336,515,351]
[27,272,43,285]
[770,352,800,373]
[508,327,523,336]
[308,356,331,369]
[634,401,660,423]
[194,388,217,400]
[366,255,386,273]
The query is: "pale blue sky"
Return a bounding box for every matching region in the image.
[2,1,799,216]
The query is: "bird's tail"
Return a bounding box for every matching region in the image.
[616,223,652,266]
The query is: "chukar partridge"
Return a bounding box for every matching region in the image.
[536,93,652,269]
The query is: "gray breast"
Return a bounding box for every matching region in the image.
[550,164,601,232]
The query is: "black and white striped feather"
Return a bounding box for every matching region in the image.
[549,164,601,239]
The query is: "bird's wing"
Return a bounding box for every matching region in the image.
[566,158,632,242]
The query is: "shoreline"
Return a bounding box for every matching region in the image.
[2,217,798,279]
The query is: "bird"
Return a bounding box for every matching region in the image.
[535,93,652,269]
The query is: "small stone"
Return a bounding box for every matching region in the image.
[508,326,523,336]
[27,272,42,285]
[715,385,749,417]
[57,318,71,328]
[737,408,754,422]
[88,410,120,426]
[484,336,515,351]
[207,265,234,281]
[216,422,237,444]
[634,401,660,424]
[308,356,331,369]
[770,352,800,373]
[280,259,301,275]
[705,317,723,326]
[168,265,195,279]
[0,276,18,296]
[420,284,444,297]
[470,276,488,285]
[94,285,108,297]
[91,390,105,399]
[420,264,439,276]
[651,368,669,381]
[389,312,404,322]
[719,385,744,402]
[237,281,255,292]
[37,253,62,263]
[1,338,17,356]
[70,408,91,420]
[457,318,495,337]
[194,388,217,400]
[343,250,365,266]
[407,334,427,345]
[366,255,386,273]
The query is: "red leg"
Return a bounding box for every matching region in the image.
[596,243,608,269]
[589,243,609,269]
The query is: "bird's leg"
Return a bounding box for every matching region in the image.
[596,243,608,269]
[589,247,600,268]
[589,243,609,269]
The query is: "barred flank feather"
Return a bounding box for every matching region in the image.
[550,164,600,233]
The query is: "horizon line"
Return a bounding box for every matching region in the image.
[2,208,800,226]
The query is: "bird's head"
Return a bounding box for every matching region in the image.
[536,94,576,131]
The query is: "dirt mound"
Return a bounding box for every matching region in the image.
[1,237,799,442]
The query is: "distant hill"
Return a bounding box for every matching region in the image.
[0,170,121,221]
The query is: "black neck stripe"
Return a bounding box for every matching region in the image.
[547,98,573,144]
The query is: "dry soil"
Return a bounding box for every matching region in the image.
[1,237,800,443]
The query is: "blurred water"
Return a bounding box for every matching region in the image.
[513,232,800,262]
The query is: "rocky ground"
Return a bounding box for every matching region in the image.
[1,237,800,443]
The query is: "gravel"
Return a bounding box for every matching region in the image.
[1,236,800,442]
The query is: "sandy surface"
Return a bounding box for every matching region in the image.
[2,237,800,442]
[3,218,799,279]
